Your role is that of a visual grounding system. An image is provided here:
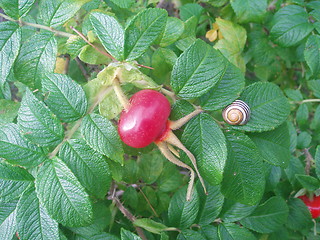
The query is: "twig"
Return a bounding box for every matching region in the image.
[70,26,116,60]
[113,77,130,110]
[0,13,74,38]
[75,57,90,81]
[138,187,159,217]
[109,182,147,240]
[299,99,320,104]
[63,55,70,74]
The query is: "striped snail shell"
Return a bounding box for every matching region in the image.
[222,100,251,125]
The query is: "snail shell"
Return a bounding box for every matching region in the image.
[222,100,251,125]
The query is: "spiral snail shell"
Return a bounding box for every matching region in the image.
[222,100,251,125]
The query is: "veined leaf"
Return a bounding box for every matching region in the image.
[39,0,91,27]
[59,139,111,199]
[81,114,124,164]
[199,61,245,111]
[231,82,290,132]
[14,32,57,89]
[168,186,199,229]
[240,196,289,233]
[304,35,320,78]
[195,182,224,226]
[42,73,88,122]
[0,199,18,240]
[182,113,227,185]
[133,218,168,234]
[221,131,265,205]
[0,123,47,167]
[0,179,31,203]
[159,17,184,47]
[171,39,227,99]
[121,228,141,240]
[230,0,267,23]
[35,157,93,227]
[177,229,206,240]
[109,0,135,9]
[17,88,64,147]
[124,8,167,61]
[218,223,256,240]
[0,160,34,181]
[90,12,124,60]
[248,122,290,167]
[179,3,204,21]
[270,5,313,47]
[220,199,257,223]
[316,145,320,179]
[0,22,21,88]
[17,186,59,240]
[0,0,36,18]
[287,198,312,231]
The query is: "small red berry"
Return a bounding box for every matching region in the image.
[298,195,320,218]
[118,89,171,148]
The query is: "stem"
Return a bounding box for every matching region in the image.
[303,148,314,175]
[138,188,159,217]
[70,26,115,60]
[113,78,130,110]
[160,87,177,102]
[157,141,195,201]
[0,13,74,38]
[300,99,320,104]
[170,108,203,130]
[165,131,207,195]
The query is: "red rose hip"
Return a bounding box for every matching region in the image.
[118,89,171,148]
[298,195,320,218]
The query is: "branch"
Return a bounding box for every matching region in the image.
[0,13,74,38]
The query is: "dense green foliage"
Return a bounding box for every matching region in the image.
[0,0,320,239]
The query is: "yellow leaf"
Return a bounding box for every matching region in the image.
[206,29,218,42]
[54,57,67,74]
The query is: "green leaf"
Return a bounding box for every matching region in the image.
[307,79,320,98]
[14,32,57,89]
[124,8,167,61]
[231,82,290,132]
[316,145,320,179]
[133,218,168,234]
[0,22,21,88]
[218,222,256,240]
[284,88,303,101]
[311,105,320,131]
[35,157,93,227]
[0,82,11,100]
[0,0,35,18]
[287,198,313,231]
[159,17,184,47]
[285,156,305,187]
[81,114,124,164]
[296,103,309,130]
[66,36,86,59]
[182,113,227,185]
[90,12,124,60]
[214,18,246,72]
[151,48,177,84]
[248,122,290,167]
[230,0,267,23]
[138,150,164,184]
[200,225,219,240]
[168,186,199,229]
[0,179,31,203]
[297,131,312,149]
[222,131,265,205]
[179,3,204,21]
[17,186,59,240]
[0,100,20,124]
[17,88,64,147]
[42,73,88,122]
[195,182,224,226]
[304,35,320,78]
[171,39,227,99]
[39,0,91,27]
[199,61,245,111]
[109,0,134,9]
[0,199,17,240]
[59,139,111,199]
[295,174,320,191]
[0,160,34,181]
[0,123,47,167]
[270,5,314,47]
[157,162,183,192]
[121,229,141,240]
[220,199,257,223]
[177,229,206,240]
[240,196,289,233]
